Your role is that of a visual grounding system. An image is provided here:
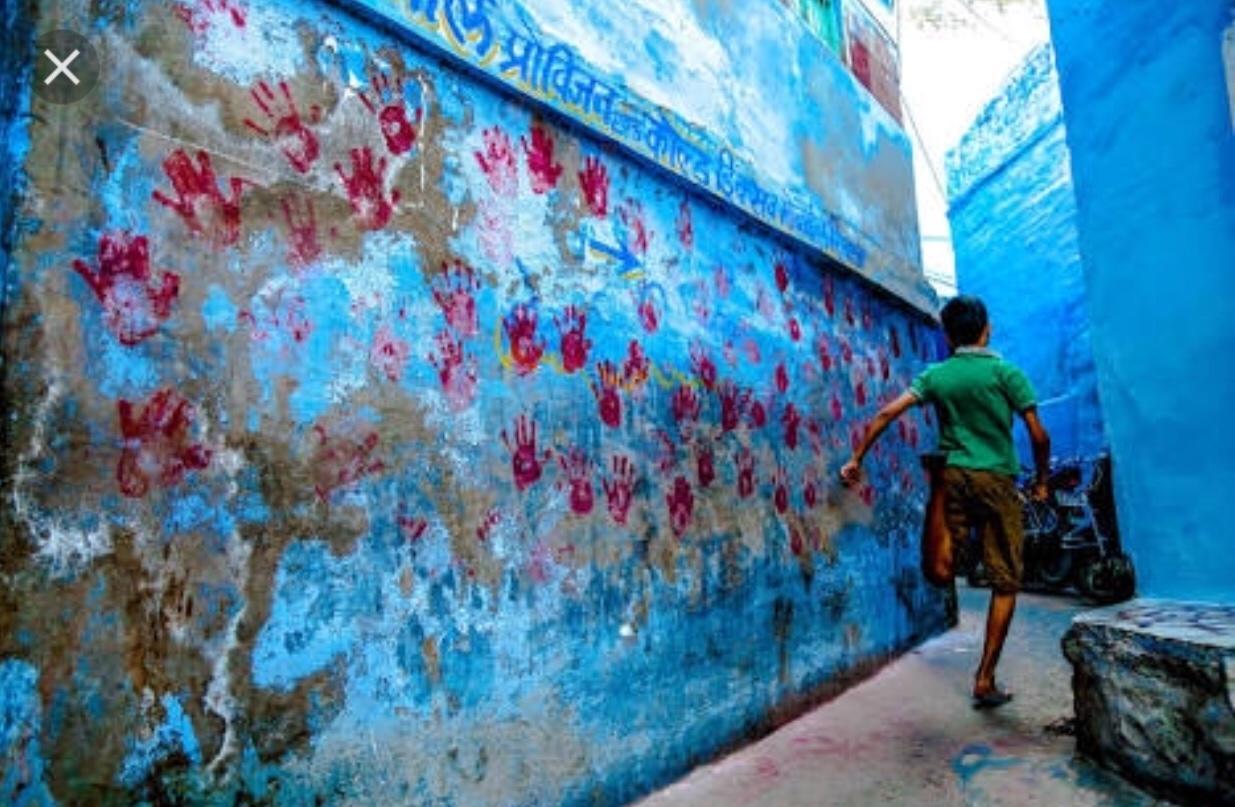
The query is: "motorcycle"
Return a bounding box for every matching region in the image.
[967,454,1136,604]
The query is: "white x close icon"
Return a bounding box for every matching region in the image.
[44,49,81,86]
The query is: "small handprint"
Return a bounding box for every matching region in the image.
[501,414,550,492]
[602,454,636,525]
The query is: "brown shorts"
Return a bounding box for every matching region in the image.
[943,467,1024,593]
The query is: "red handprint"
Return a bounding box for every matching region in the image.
[622,340,650,392]
[690,345,717,391]
[279,196,321,267]
[602,454,636,525]
[335,147,400,230]
[772,465,790,514]
[503,304,545,375]
[174,0,245,34]
[72,231,179,346]
[244,80,321,173]
[695,442,715,488]
[591,361,623,429]
[398,515,428,542]
[115,389,211,498]
[357,72,422,156]
[617,198,651,257]
[672,384,702,428]
[475,127,517,197]
[653,429,677,476]
[501,414,550,492]
[558,447,594,515]
[788,317,802,342]
[522,124,563,194]
[428,330,478,411]
[817,336,834,372]
[676,200,694,249]
[370,324,410,382]
[666,475,694,538]
[774,260,790,294]
[775,362,790,394]
[152,149,247,246]
[830,392,844,422]
[717,381,750,433]
[782,402,802,450]
[889,325,902,358]
[735,447,756,499]
[431,260,480,337]
[803,466,820,509]
[638,293,659,334]
[747,399,768,430]
[311,422,384,499]
[578,155,608,217]
[554,306,591,373]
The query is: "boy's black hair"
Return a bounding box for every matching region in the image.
[940,295,988,346]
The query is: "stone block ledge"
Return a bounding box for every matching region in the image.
[1063,599,1235,805]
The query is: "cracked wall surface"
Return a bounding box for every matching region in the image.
[0,0,949,802]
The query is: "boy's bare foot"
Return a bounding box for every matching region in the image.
[973,679,1014,709]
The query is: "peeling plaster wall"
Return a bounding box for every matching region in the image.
[0,0,949,803]
[1046,0,1235,602]
[946,46,1106,463]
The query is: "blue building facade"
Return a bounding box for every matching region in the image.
[1046,0,1235,603]
[0,0,948,802]
[946,45,1106,466]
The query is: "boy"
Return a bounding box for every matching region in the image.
[840,296,1050,709]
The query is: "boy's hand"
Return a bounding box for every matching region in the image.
[840,458,862,487]
[1031,481,1049,502]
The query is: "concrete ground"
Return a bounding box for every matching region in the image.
[640,586,1172,807]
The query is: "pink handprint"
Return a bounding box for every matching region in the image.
[244,80,322,173]
[428,330,477,411]
[152,149,247,246]
[695,442,715,489]
[115,388,211,498]
[502,414,550,491]
[431,260,480,337]
[736,447,756,499]
[357,71,422,156]
[666,475,694,538]
[335,147,400,230]
[558,447,594,515]
[475,127,518,197]
[672,384,702,428]
[73,231,179,346]
[591,361,623,429]
[717,381,750,433]
[772,465,790,514]
[522,124,563,194]
[554,305,591,373]
[602,454,636,525]
[503,304,545,375]
[578,155,609,217]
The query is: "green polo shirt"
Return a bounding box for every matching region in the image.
[909,348,1037,477]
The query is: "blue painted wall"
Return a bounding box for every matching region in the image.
[1046,0,1235,602]
[0,0,948,802]
[946,45,1106,464]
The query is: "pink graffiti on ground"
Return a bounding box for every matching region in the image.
[244,80,321,173]
[622,340,650,391]
[690,345,717,391]
[502,414,551,492]
[578,156,609,217]
[618,199,652,256]
[591,361,623,428]
[773,466,790,514]
[72,232,179,346]
[370,325,410,382]
[782,402,802,450]
[503,304,545,375]
[116,389,211,498]
[475,127,518,197]
[335,147,399,230]
[554,306,591,373]
[671,384,702,428]
[152,149,247,246]
[521,124,563,193]
[174,0,245,33]
[428,331,477,410]
[736,447,756,499]
[279,196,321,267]
[311,422,384,500]
[676,200,694,249]
[695,442,716,488]
[602,455,636,525]
[666,476,694,537]
[558,448,594,515]
[430,260,479,337]
[398,515,428,542]
[358,72,422,156]
[717,381,750,433]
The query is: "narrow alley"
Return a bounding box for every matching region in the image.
[642,586,1164,806]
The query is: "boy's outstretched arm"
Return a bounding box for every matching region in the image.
[1021,407,1051,501]
[841,390,919,486]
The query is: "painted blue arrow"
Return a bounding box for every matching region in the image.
[588,237,642,273]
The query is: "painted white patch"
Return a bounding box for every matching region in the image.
[1224,20,1235,133]
[193,3,303,86]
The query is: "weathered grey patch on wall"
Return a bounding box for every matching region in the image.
[1224,19,1235,132]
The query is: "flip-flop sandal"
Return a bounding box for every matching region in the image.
[972,690,1014,710]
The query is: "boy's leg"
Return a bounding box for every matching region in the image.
[971,472,1025,698]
